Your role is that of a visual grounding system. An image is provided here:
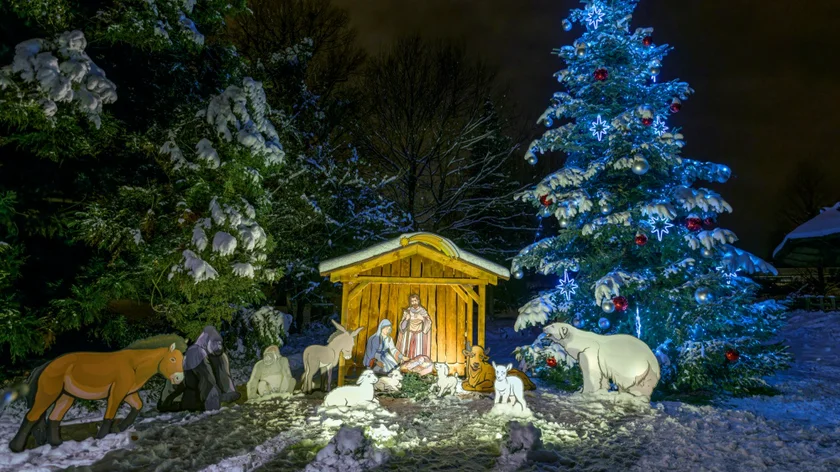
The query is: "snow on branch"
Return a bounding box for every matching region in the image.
[514,293,572,331]
[684,228,738,251]
[641,202,678,221]
[1,30,117,128]
[203,77,285,167]
[672,187,732,214]
[720,245,778,275]
[593,271,646,305]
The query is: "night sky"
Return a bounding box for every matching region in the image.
[334,0,840,259]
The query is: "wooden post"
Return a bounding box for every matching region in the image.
[478,284,486,347]
[338,282,350,386]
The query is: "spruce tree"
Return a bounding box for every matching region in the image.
[512,0,789,394]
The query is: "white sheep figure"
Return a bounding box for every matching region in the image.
[493,362,527,411]
[322,369,379,408]
[374,369,403,394]
[430,363,460,397]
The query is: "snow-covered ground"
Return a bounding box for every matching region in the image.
[1,310,838,471]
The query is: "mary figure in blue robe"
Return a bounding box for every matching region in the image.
[363,319,402,373]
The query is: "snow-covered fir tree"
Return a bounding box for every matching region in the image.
[0,0,408,347]
[512,0,789,394]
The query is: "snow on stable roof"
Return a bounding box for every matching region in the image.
[773,202,840,259]
[318,232,511,279]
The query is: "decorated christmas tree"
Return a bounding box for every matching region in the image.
[512,0,789,394]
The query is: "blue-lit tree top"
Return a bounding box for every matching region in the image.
[513,0,789,394]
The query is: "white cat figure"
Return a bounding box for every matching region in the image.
[493,362,526,411]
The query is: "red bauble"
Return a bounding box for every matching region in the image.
[670,102,682,113]
[594,68,608,81]
[539,194,554,206]
[641,117,653,126]
[546,357,558,368]
[686,217,702,231]
[703,217,716,227]
[725,349,740,362]
[612,296,629,312]
[642,36,653,47]
[635,233,648,246]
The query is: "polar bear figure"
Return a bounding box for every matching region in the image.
[544,323,660,398]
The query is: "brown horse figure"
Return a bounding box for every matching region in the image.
[300,320,363,393]
[8,334,186,453]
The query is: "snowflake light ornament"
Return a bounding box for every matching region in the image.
[556,269,579,301]
[590,115,610,141]
[648,214,674,241]
[586,4,605,29]
[653,116,668,136]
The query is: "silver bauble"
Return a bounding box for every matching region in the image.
[601,300,616,313]
[513,269,524,280]
[701,247,714,258]
[562,19,573,31]
[575,43,587,57]
[540,206,553,218]
[694,287,713,304]
[650,67,661,77]
[559,218,569,229]
[631,158,650,175]
[600,203,613,215]
[526,154,538,166]
[598,318,610,329]
[568,261,580,272]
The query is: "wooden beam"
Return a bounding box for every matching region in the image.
[450,284,471,304]
[347,282,370,301]
[348,276,486,285]
[478,284,486,347]
[326,245,420,280]
[338,282,349,387]
[414,246,498,285]
[459,284,480,305]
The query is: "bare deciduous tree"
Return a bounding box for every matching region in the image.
[353,36,532,259]
[227,0,365,102]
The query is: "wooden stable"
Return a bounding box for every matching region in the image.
[318,233,510,385]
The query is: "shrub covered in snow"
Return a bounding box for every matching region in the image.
[304,426,388,472]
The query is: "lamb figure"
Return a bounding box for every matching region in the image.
[493,362,527,411]
[374,369,403,394]
[430,363,460,397]
[322,369,379,408]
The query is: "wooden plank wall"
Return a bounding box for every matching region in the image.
[343,254,475,376]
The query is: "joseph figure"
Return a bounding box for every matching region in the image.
[396,293,432,359]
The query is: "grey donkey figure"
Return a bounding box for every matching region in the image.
[300,320,363,393]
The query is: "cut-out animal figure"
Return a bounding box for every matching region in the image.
[493,362,527,411]
[544,323,660,398]
[8,335,186,453]
[301,320,363,394]
[158,326,239,412]
[247,345,295,400]
[374,369,403,394]
[462,345,535,393]
[430,363,460,396]
[322,369,379,407]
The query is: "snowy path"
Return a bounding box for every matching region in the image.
[0,311,838,471]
